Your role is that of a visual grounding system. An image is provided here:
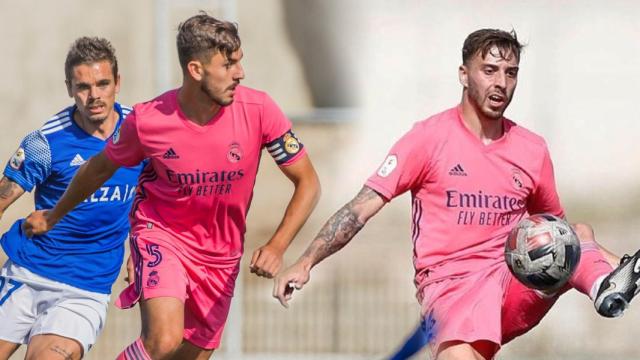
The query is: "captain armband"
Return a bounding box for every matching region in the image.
[265,130,304,165]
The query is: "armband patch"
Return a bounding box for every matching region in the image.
[9,148,25,170]
[266,130,304,165]
[377,155,397,178]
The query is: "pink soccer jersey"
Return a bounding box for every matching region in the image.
[365,106,564,292]
[104,86,305,266]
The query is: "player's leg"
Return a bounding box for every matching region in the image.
[116,297,184,360]
[23,278,109,360]
[0,339,20,360]
[573,223,618,267]
[116,234,190,359]
[594,247,640,317]
[179,263,240,357]
[500,264,565,344]
[437,341,498,360]
[567,223,615,297]
[0,265,40,359]
[419,266,504,359]
[171,340,214,360]
[140,296,185,358]
[571,223,640,317]
[24,334,82,360]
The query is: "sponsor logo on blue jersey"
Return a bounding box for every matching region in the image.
[83,185,136,203]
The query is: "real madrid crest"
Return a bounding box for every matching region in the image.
[227,142,243,163]
[511,168,524,189]
[283,133,300,154]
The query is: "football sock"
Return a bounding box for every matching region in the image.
[116,337,152,360]
[569,241,613,299]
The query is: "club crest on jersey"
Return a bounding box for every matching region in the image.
[284,133,300,154]
[147,270,160,288]
[9,148,25,170]
[227,142,243,163]
[511,168,524,189]
[377,155,397,178]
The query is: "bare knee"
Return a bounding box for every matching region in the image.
[142,332,183,360]
[573,222,595,243]
[25,335,83,360]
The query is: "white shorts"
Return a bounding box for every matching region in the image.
[0,260,110,355]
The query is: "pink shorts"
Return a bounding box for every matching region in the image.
[116,228,240,349]
[419,262,563,357]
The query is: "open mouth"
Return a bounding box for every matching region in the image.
[488,94,505,107]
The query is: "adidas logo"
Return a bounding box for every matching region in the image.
[162,148,180,159]
[69,154,86,166]
[448,164,467,176]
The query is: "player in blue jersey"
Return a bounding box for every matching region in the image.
[0,37,142,360]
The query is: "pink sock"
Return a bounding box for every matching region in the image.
[569,241,613,298]
[116,338,152,360]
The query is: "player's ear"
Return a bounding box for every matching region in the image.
[459,64,469,88]
[186,60,204,81]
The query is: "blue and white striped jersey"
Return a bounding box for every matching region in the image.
[1,103,143,294]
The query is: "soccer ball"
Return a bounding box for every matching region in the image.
[505,214,581,291]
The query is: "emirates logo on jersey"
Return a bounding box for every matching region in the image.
[228,143,242,163]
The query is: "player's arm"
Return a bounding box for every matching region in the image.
[22,151,120,236]
[250,154,321,278]
[273,185,386,307]
[0,177,25,220]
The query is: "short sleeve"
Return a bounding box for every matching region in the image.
[261,94,291,145]
[104,109,145,167]
[365,123,430,201]
[527,146,565,217]
[261,94,306,166]
[3,130,52,192]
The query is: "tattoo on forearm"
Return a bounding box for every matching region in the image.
[49,345,74,360]
[0,177,19,201]
[303,187,379,264]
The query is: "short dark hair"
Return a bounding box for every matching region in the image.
[176,12,241,72]
[462,29,524,65]
[64,37,118,82]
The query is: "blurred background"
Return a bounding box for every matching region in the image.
[0,0,639,359]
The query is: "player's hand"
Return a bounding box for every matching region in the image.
[249,243,285,279]
[273,261,310,308]
[22,210,55,237]
[124,255,134,285]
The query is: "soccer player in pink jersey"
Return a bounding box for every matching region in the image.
[274,29,640,359]
[23,13,321,360]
